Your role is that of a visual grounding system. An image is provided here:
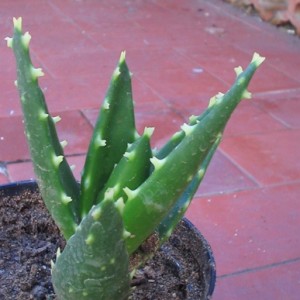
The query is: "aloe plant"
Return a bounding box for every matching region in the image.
[6,17,264,300]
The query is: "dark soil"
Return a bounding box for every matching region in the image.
[0,187,215,300]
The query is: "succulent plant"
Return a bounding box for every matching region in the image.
[6,17,264,300]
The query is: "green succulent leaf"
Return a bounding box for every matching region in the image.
[123,53,265,254]
[52,194,130,300]
[96,127,153,203]
[157,134,222,243]
[9,17,80,239]
[80,52,137,218]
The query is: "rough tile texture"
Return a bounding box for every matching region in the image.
[1,0,299,299]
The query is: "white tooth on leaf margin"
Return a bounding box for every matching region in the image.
[31,66,44,79]
[123,229,131,239]
[91,206,102,221]
[115,197,125,215]
[85,233,95,246]
[123,151,135,160]
[189,115,197,124]
[52,116,61,123]
[56,247,61,259]
[39,111,49,120]
[104,188,115,201]
[150,156,166,170]
[21,31,31,48]
[234,66,243,77]
[197,168,205,179]
[60,140,68,148]
[50,260,55,272]
[103,100,110,110]
[5,37,13,48]
[95,134,106,147]
[123,187,138,201]
[61,194,72,204]
[53,155,64,167]
[112,67,121,79]
[242,90,252,99]
[181,123,196,136]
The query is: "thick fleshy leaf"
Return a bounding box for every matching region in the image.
[52,196,130,300]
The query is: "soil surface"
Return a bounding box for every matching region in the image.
[0,187,214,300]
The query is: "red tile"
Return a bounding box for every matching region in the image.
[125,48,195,74]
[137,67,227,107]
[254,90,300,129]
[0,111,92,162]
[41,76,104,113]
[169,95,211,118]
[90,26,162,52]
[223,100,287,136]
[0,115,29,162]
[7,155,85,183]
[55,111,92,156]
[82,107,185,150]
[52,1,168,51]
[135,110,185,149]
[214,260,300,300]
[66,155,85,181]
[220,129,300,185]
[131,78,169,113]
[175,44,253,86]
[0,90,22,119]
[182,98,286,136]
[0,165,9,185]
[196,150,257,196]
[7,161,34,182]
[49,0,132,26]
[258,52,300,82]
[186,183,300,276]
[37,47,111,80]
[176,44,300,94]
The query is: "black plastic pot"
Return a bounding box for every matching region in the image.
[0,180,216,299]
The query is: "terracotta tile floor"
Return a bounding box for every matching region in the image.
[1,0,300,298]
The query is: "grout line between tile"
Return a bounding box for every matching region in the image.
[46,0,106,51]
[253,88,300,97]
[79,109,96,130]
[205,0,278,35]
[134,76,185,118]
[218,256,300,279]
[218,147,262,187]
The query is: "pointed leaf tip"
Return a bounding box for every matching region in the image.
[13,17,22,31]
[120,51,126,62]
[251,52,265,67]
[143,127,155,138]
